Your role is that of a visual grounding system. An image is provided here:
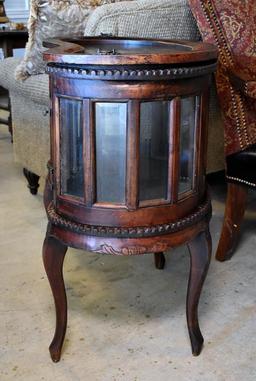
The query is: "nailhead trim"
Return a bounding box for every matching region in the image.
[47,196,212,238]
[46,62,217,81]
[226,175,256,188]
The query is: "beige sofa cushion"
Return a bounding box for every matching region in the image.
[15,0,133,81]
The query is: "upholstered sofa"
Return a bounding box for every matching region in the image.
[0,0,224,194]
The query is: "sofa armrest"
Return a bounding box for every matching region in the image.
[0,57,49,106]
[84,0,200,41]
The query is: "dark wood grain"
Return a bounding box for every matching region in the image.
[23,168,40,195]
[187,229,212,356]
[43,227,68,362]
[216,183,248,262]
[84,99,95,206]
[126,100,140,210]
[154,252,166,270]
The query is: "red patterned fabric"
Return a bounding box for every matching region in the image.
[188,0,256,156]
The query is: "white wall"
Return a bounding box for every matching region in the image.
[5,0,30,23]
[2,0,30,58]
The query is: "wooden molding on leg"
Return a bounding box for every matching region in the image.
[23,168,40,195]
[43,228,68,362]
[215,182,248,262]
[154,252,166,269]
[186,229,212,356]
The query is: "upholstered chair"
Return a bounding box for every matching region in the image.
[188,0,256,261]
[216,68,256,260]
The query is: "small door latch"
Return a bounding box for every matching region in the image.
[96,48,117,55]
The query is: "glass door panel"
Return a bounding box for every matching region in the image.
[59,98,84,198]
[178,96,198,196]
[95,102,127,204]
[139,101,169,202]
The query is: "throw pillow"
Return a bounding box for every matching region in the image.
[15,0,132,81]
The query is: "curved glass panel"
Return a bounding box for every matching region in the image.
[139,101,169,201]
[59,97,84,198]
[178,96,198,196]
[95,102,127,204]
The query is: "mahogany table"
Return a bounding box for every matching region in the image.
[0,28,28,58]
[42,37,217,362]
[0,28,28,135]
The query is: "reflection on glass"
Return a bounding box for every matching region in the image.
[178,96,198,196]
[59,98,84,198]
[139,101,169,201]
[95,103,127,203]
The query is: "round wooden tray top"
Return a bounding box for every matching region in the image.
[43,36,218,66]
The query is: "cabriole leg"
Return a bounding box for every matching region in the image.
[216,182,247,262]
[23,168,40,195]
[43,230,68,362]
[186,229,212,356]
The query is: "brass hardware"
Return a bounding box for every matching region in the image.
[96,48,117,56]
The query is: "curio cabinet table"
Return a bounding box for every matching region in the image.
[42,37,217,362]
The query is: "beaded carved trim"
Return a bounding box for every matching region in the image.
[226,176,256,188]
[47,197,211,238]
[94,242,169,256]
[46,62,217,81]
